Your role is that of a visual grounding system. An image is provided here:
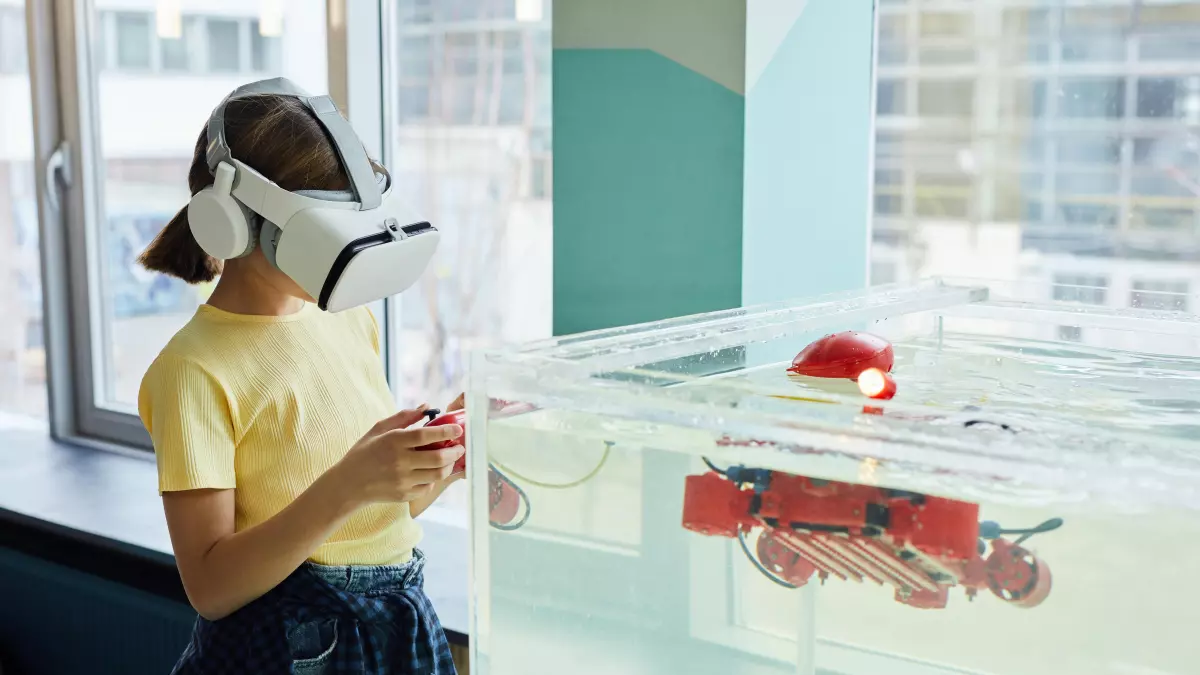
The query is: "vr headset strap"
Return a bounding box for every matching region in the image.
[205,77,383,211]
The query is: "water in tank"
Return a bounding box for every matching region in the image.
[464,279,1200,675]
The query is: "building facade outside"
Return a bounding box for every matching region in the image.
[4,0,1200,421]
[872,0,1200,350]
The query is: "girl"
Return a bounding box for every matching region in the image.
[137,91,463,674]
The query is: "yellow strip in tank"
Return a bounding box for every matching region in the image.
[770,394,838,405]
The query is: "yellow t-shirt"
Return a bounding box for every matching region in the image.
[137,302,420,566]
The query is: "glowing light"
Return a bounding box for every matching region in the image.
[156,0,181,39]
[260,0,284,37]
[516,0,544,22]
[857,368,897,400]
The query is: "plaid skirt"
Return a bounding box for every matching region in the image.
[171,549,457,675]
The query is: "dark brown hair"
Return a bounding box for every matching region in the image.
[138,95,353,283]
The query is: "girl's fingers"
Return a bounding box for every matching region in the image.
[372,404,429,434]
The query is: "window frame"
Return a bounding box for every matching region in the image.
[29,0,388,450]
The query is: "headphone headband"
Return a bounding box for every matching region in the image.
[205,77,382,210]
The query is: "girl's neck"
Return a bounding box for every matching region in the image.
[205,259,306,317]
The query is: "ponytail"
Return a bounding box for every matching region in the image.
[136,206,222,284]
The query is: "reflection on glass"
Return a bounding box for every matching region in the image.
[91,0,328,411]
[872,0,1200,326]
[0,0,46,425]
[388,0,554,519]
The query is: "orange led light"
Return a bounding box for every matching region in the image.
[857,368,897,400]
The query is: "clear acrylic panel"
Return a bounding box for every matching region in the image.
[467,278,1200,675]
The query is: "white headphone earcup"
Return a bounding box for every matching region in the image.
[187,187,258,260]
[259,219,282,269]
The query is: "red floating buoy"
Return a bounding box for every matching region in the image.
[788,331,894,380]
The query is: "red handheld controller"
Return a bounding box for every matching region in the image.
[415,405,527,530]
[418,410,467,475]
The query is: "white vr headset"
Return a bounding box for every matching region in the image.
[187,77,439,312]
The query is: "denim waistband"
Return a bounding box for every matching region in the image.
[303,549,425,594]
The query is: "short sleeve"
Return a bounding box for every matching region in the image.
[138,355,237,494]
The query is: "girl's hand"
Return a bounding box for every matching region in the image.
[332,406,464,505]
[444,393,466,482]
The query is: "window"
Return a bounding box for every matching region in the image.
[1137,78,1182,118]
[1001,8,1051,63]
[994,171,1044,222]
[1135,3,1200,32]
[0,1,46,425]
[917,80,974,118]
[1131,280,1190,311]
[1058,325,1084,342]
[444,32,478,77]
[1061,7,1128,63]
[114,12,153,70]
[917,11,975,65]
[72,0,328,432]
[1131,172,1196,231]
[1056,171,1120,226]
[0,7,28,74]
[102,13,283,76]
[919,12,972,40]
[875,169,904,216]
[914,172,971,219]
[159,17,201,72]
[1059,78,1126,118]
[1001,79,1046,119]
[1053,275,1109,305]
[386,17,554,513]
[251,20,283,72]
[877,14,907,65]
[206,19,242,73]
[399,0,434,23]
[876,80,905,116]
[1136,4,1200,59]
[397,35,435,122]
[1057,134,1122,166]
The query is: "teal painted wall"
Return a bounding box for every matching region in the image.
[0,547,194,675]
[742,0,876,306]
[552,49,745,334]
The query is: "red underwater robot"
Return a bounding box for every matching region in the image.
[682,464,1059,609]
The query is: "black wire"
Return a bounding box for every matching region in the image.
[702,457,726,475]
[738,528,798,589]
